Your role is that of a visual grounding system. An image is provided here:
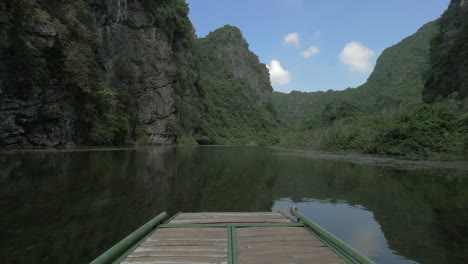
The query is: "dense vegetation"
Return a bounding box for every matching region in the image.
[424,0,468,102]
[1,0,466,158]
[188,25,282,145]
[273,22,438,127]
[281,101,468,157]
[0,0,198,146]
[274,3,468,158]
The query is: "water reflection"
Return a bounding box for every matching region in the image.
[0,146,466,264]
[273,199,415,264]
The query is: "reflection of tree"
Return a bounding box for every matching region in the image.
[166,146,281,213]
[0,148,175,263]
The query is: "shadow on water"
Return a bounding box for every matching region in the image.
[0,146,466,264]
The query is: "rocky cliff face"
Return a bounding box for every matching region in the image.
[0,0,201,148]
[200,25,273,104]
[272,21,438,126]
[194,25,281,144]
[424,0,468,102]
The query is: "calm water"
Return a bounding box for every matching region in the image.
[0,146,467,264]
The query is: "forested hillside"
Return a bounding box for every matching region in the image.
[273,22,438,127]
[424,0,468,102]
[0,0,465,157]
[0,1,280,148]
[192,25,281,145]
[277,4,468,158]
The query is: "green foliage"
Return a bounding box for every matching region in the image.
[281,102,468,158]
[0,0,131,145]
[143,0,194,50]
[273,21,439,127]
[194,25,282,145]
[1,0,49,98]
[63,41,93,92]
[0,0,203,147]
[177,136,198,145]
[372,104,465,156]
[276,14,468,159]
[47,1,129,145]
[302,99,364,130]
[424,0,468,102]
[322,99,363,122]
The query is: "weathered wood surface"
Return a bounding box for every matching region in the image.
[121,212,346,264]
[122,227,228,264]
[169,212,291,224]
[237,227,346,264]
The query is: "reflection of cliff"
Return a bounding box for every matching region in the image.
[0,148,175,263]
[166,147,281,213]
[269,156,468,264]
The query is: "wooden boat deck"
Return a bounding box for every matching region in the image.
[120,212,347,264]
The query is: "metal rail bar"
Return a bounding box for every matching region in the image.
[231,227,239,264]
[227,227,233,264]
[89,211,168,264]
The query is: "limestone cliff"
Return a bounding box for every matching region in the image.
[194,25,281,144]
[199,25,273,104]
[273,21,439,126]
[424,0,468,102]
[0,0,201,148]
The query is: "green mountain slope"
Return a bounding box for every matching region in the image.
[424,0,468,102]
[273,21,439,126]
[191,25,281,145]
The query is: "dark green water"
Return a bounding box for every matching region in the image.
[0,146,467,264]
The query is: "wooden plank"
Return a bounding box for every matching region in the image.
[128,250,227,258]
[237,240,326,248]
[155,228,226,234]
[141,240,228,247]
[173,213,286,218]
[169,219,291,224]
[177,212,281,216]
[237,226,307,233]
[238,257,345,264]
[174,215,286,219]
[237,235,319,243]
[238,253,344,262]
[236,226,346,264]
[122,226,229,264]
[121,213,348,264]
[159,223,304,228]
[237,230,311,237]
[147,238,227,242]
[133,246,227,252]
[238,247,336,256]
[169,213,291,225]
[149,233,227,239]
[121,256,227,263]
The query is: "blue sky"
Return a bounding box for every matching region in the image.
[185,0,449,93]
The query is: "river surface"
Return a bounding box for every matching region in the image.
[0,146,467,264]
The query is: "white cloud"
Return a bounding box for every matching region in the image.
[284,33,300,46]
[339,41,375,73]
[266,60,291,86]
[314,30,321,39]
[301,46,320,59]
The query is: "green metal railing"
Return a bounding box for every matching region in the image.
[290,206,375,264]
[90,211,168,264]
